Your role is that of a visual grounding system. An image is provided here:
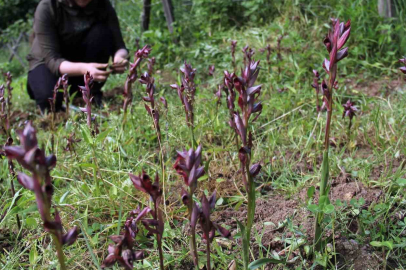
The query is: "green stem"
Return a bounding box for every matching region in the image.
[243,158,255,269]
[189,125,195,149]
[8,159,21,230]
[190,227,199,268]
[206,237,211,270]
[188,188,199,268]
[52,234,67,270]
[157,235,165,270]
[314,147,330,252]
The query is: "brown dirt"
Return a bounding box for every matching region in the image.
[346,77,404,97]
[334,237,382,270]
[216,179,382,269]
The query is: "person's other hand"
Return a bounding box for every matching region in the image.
[84,63,111,82]
[112,55,128,74]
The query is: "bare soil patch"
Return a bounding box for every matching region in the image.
[216,179,382,269]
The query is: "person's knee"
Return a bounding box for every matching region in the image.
[27,65,62,112]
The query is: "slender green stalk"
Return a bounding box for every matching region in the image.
[189,125,195,149]
[206,238,211,270]
[52,234,67,270]
[187,188,199,269]
[8,160,21,230]
[242,155,256,269]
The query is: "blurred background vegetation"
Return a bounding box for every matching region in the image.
[0,0,405,81]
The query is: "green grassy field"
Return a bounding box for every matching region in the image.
[1,1,406,269]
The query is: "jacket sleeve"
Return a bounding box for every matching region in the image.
[34,0,65,76]
[106,1,127,53]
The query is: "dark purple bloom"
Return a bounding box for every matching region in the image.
[159,97,168,109]
[399,58,406,75]
[129,171,163,203]
[64,133,81,153]
[61,74,70,114]
[140,72,161,138]
[4,122,78,257]
[195,191,231,243]
[342,100,357,120]
[147,57,156,76]
[79,72,94,130]
[174,145,204,191]
[170,62,197,127]
[123,45,151,114]
[208,65,215,76]
[102,213,145,270]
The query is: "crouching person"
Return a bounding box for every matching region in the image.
[27,0,128,112]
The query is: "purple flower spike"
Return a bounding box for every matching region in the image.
[123,45,152,114]
[129,171,163,203]
[174,145,204,191]
[79,72,94,131]
[4,122,78,267]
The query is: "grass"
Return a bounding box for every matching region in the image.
[1,5,406,270]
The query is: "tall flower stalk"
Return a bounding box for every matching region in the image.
[5,72,12,127]
[79,72,94,132]
[4,122,78,270]
[174,145,205,268]
[102,211,145,269]
[129,172,165,270]
[61,74,69,115]
[342,99,357,138]
[170,62,197,148]
[231,40,237,71]
[224,47,263,269]
[139,71,168,212]
[192,191,231,270]
[223,71,239,152]
[49,77,63,152]
[314,18,351,252]
[123,45,151,121]
[0,84,21,229]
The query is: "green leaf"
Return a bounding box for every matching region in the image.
[80,125,93,145]
[216,197,224,206]
[236,220,249,268]
[59,191,70,204]
[370,241,393,250]
[29,244,38,266]
[307,186,315,200]
[308,204,319,213]
[397,178,406,187]
[324,204,335,214]
[79,163,97,169]
[96,128,114,143]
[26,217,37,227]
[248,258,284,269]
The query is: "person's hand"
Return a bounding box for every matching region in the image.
[83,63,111,82]
[111,54,128,74]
